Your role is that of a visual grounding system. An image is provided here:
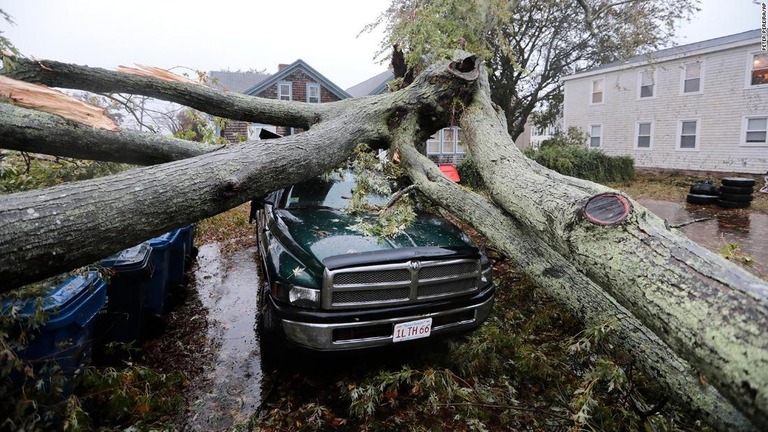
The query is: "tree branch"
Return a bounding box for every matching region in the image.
[0,103,218,165]
[2,56,327,128]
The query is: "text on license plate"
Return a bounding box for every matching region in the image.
[393,318,432,342]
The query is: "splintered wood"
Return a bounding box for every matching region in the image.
[117,64,199,84]
[0,76,120,131]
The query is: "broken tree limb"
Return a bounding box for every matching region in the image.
[0,103,219,165]
[0,57,479,290]
[462,70,768,428]
[0,75,119,130]
[393,118,755,432]
[1,56,326,129]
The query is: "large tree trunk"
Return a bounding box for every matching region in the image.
[1,55,766,430]
[460,70,768,428]
[393,120,753,431]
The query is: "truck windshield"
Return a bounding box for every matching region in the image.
[283,172,390,210]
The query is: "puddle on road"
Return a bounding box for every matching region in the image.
[638,199,768,278]
[186,244,263,431]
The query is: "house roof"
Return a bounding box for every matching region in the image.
[346,70,394,97]
[563,29,762,81]
[243,59,351,99]
[207,70,270,93]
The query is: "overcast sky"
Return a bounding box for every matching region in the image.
[1,0,761,90]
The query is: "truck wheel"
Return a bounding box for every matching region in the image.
[258,281,281,340]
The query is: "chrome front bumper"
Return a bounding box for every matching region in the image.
[281,295,494,351]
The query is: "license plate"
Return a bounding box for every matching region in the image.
[393,318,432,343]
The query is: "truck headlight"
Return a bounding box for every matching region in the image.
[289,285,321,308]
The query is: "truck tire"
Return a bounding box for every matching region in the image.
[258,281,282,341]
[721,177,756,187]
[686,194,718,205]
[718,193,754,203]
[719,185,754,195]
[717,199,751,209]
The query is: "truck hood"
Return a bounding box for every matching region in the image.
[274,208,475,265]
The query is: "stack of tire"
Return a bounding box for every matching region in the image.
[717,177,756,209]
[686,181,719,205]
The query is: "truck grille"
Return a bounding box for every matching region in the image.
[323,258,481,310]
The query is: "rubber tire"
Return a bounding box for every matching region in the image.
[258,281,282,341]
[719,193,753,202]
[686,194,718,205]
[689,183,719,196]
[717,199,751,209]
[721,177,756,187]
[719,185,754,195]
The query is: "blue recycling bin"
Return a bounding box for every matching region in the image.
[164,229,185,290]
[2,272,107,375]
[177,224,197,269]
[145,234,172,317]
[95,243,153,362]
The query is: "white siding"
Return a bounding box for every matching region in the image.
[563,42,768,174]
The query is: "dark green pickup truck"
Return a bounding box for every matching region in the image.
[251,171,494,351]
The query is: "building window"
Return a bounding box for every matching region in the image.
[678,120,699,150]
[639,70,655,98]
[682,62,701,93]
[426,127,464,154]
[591,79,604,104]
[636,122,652,149]
[307,83,320,103]
[278,81,292,100]
[589,124,602,148]
[751,53,768,86]
[743,116,768,146]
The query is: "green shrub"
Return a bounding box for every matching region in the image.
[526,145,635,183]
[456,157,485,190]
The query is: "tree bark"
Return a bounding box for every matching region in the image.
[0,103,218,165]
[460,70,768,429]
[0,58,477,290]
[393,122,754,431]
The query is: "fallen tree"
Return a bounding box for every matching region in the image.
[0,54,766,430]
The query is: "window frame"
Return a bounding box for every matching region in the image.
[590,78,605,105]
[637,69,656,100]
[588,124,602,148]
[676,119,700,151]
[680,60,703,95]
[746,51,768,88]
[278,81,292,101]
[306,83,321,103]
[635,121,653,150]
[741,115,768,147]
